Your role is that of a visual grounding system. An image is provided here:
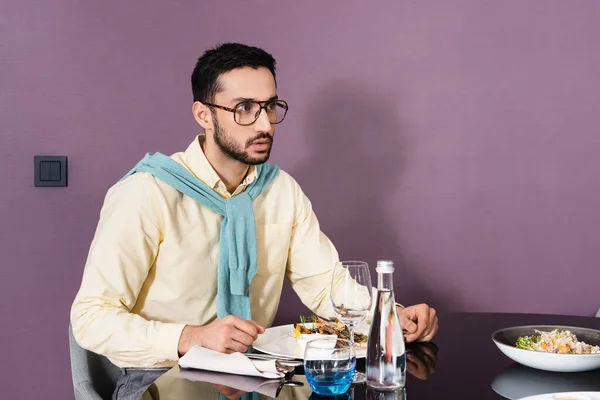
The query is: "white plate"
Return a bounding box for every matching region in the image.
[253,323,369,359]
[492,325,600,373]
[518,392,600,400]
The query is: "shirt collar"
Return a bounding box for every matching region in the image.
[182,135,257,193]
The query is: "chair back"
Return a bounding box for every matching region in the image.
[69,324,121,400]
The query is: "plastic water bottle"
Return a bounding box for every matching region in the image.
[366,260,406,390]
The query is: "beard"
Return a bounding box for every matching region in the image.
[213,117,273,165]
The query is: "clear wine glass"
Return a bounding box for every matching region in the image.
[330,261,373,383]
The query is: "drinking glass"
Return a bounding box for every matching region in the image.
[304,338,356,396]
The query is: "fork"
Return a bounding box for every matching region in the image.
[275,360,304,387]
[244,353,303,367]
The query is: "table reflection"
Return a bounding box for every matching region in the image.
[405,342,438,381]
[144,370,312,400]
[491,362,600,400]
[141,342,437,399]
[365,388,407,400]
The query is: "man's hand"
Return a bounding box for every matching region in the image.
[397,303,438,343]
[177,315,265,356]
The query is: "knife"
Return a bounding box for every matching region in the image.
[244,353,303,367]
[244,353,296,361]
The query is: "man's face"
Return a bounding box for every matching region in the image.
[209,67,277,165]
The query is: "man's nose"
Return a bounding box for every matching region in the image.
[253,108,273,132]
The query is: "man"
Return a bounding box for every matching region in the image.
[71,43,438,399]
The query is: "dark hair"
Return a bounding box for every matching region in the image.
[191,43,277,103]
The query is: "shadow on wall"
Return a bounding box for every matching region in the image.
[273,80,445,325]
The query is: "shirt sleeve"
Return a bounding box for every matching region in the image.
[285,179,340,319]
[70,173,185,367]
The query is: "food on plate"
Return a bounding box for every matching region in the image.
[293,315,368,347]
[515,329,600,354]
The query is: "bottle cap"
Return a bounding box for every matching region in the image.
[376,260,394,273]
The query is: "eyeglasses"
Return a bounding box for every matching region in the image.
[202,99,289,126]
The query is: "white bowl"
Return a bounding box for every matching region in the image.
[492,325,600,373]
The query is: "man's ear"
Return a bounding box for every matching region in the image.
[192,101,212,130]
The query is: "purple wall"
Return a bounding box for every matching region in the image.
[2,1,600,398]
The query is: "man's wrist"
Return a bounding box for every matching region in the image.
[178,324,200,357]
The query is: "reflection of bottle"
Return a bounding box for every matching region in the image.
[366,260,406,390]
[366,387,407,400]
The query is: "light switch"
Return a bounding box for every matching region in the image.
[34,156,68,187]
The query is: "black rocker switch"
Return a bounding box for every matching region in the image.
[34,156,68,187]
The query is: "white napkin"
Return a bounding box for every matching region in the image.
[178,346,285,379]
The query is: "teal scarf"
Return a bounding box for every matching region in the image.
[121,152,280,320]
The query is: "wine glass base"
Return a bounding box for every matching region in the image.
[353,371,367,384]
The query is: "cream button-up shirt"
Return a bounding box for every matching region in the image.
[71,135,340,368]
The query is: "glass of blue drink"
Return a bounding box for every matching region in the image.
[304,338,356,396]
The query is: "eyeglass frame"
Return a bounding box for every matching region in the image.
[201,99,289,126]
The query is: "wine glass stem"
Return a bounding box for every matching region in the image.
[348,323,355,345]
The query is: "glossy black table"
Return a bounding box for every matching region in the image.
[141,313,600,399]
